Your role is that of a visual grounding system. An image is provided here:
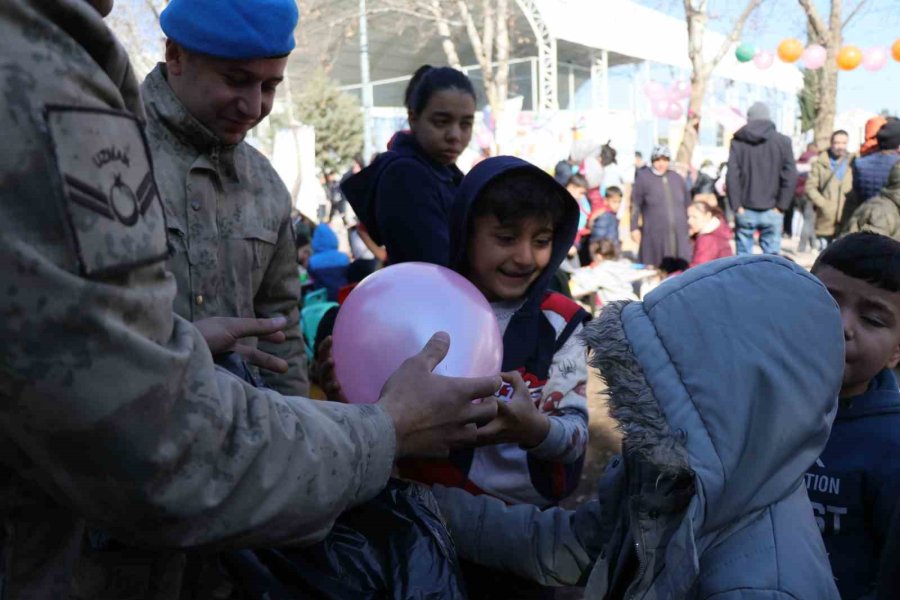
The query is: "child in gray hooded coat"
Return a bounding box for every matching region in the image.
[434,255,843,599]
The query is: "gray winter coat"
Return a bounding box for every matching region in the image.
[435,255,843,599]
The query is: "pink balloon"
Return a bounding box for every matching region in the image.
[666,101,684,120]
[644,81,668,101]
[652,98,671,118]
[332,262,503,405]
[863,46,889,71]
[754,50,774,69]
[672,80,692,100]
[802,44,827,69]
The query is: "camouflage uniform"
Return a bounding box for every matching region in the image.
[141,65,308,396]
[0,2,395,598]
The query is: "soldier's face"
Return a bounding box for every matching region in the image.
[88,0,114,16]
[166,41,287,145]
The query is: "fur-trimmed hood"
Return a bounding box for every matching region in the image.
[582,255,843,535]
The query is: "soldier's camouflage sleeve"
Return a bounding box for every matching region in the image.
[0,0,394,550]
[255,208,310,397]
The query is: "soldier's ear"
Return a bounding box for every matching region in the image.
[165,40,186,77]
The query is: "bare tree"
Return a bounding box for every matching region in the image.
[797,0,869,149]
[676,0,763,166]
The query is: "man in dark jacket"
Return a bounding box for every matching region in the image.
[851,117,900,206]
[727,102,798,255]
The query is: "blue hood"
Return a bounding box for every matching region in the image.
[311,223,339,253]
[340,132,462,246]
[586,255,844,532]
[309,224,349,272]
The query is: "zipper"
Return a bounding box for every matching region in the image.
[626,506,649,600]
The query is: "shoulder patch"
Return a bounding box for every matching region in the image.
[45,106,167,277]
[541,291,586,323]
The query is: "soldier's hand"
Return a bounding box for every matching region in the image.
[194,316,291,374]
[314,336,347,403]
[378,332,501,459]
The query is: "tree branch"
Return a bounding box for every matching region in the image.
[842,0,868,28]
[711,0,763,67]
[797,0,829,42]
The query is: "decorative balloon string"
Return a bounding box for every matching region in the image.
[736,38,900,71]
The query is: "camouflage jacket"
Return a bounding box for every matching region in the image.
[0,2,394,598]
[141,64,308,397]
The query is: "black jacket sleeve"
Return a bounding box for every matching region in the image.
[777,135,799,211]
[726,142,743,212]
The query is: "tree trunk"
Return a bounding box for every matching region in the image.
[813,47,839,149]
[676,71,708,166]
[430,0,462,68]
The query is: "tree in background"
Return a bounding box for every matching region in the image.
[797,0,870,150]
[287,70,364,176]
[798,67,818,135]
[676,0,763,166]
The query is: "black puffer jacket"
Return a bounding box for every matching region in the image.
[726,120,798,212]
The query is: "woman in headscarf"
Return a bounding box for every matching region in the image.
[630,145,692,266]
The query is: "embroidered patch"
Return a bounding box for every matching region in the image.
[45,106,167,276]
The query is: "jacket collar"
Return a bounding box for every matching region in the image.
[837,369,900,419]
[142,64,240,182]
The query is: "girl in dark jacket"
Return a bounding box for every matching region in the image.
[341,65,476,266]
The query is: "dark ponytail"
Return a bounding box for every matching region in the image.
[404,65,476,115]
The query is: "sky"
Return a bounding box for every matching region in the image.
[635,0,900,116]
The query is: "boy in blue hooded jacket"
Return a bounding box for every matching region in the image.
[807,232,900,600]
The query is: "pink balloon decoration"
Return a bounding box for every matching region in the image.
[863,46,889,72]
[332,262,503,405]
[644,81,668,101]
[753,50,774,69]
[666,101,684,120]
[802,44,827,69]
[652,98,671,118]
[673,80,692,100]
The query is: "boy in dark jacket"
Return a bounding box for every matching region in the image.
[808,232,900,600]
[401,156,590,599]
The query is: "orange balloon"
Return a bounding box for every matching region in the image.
[777,38,804,63]
[893,39,900,62]
[837,46,863,70]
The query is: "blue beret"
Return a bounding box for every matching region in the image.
[161,0,299,60]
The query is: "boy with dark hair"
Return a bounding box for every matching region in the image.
[808,232,900,599]
[590,185,623,247]
[401,156,590,598]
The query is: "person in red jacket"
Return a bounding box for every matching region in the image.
[688,200,734,267]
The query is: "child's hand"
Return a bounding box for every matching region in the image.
[475,371,550,448]
[314,336,348,403]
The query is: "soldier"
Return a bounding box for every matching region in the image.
[142,0,308,396]
[0,1,499,598]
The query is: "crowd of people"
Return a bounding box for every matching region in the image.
[3,1,900,599]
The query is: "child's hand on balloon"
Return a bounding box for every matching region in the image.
[314,336,348,403]
[475,372,549,449]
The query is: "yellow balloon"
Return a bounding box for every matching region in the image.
[837,46,863,70]
[777,38,804,63]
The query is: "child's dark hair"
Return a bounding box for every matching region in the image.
[812,232,900,292]
[404,65,476,115]
[606,186,623,198]
[566,173,588,189]
[590,239,619,260]
[473,169,567,231]
[659,256,689,274]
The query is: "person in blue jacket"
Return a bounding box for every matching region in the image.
[341,65,476,266]
[808,232,900,600]
[307,223,349,301]
[432,255,843,599]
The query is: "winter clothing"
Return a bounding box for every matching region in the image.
[590,210,620,245]
[434,255,843,600]
[805,151,855,237]
[650,144,671,160]
[555,159,576,185]
[878,499,900,600]
[631,167,692,266]
[690,216,732,267]
[861,116,888,156]
[806,369,900,600]
[341,131,463,266]
[851,150,900,205]
[726,119,798,213]
[877,119,900,150]
[845,163,900,241]
[160,0,298,59]
[308,224,350,301]
[401,156,590,509]
[0,2,396,597]
[143,64,309,396]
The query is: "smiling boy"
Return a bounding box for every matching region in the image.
[141,0,308,395]
[808,232,900,599]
